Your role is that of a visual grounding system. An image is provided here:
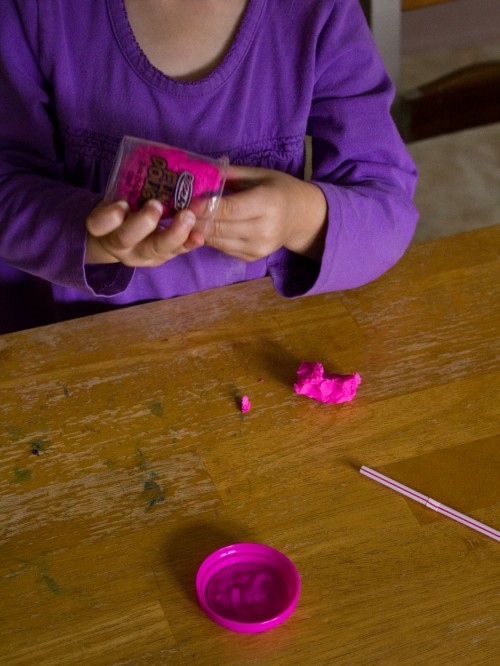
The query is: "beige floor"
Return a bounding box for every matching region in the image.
[401,41,500,243]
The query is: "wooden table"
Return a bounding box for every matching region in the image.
[1,226,499,665]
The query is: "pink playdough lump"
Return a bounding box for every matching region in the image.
[294,362,361,404]
[241,395,251,413]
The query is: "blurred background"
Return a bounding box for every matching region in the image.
[400,0,500,242]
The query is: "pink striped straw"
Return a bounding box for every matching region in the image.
[360,466,500,542]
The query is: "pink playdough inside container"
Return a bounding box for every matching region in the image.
[105,136,228,234]
[196,543,300,633]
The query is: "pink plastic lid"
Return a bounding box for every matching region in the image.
[196,543,300,633]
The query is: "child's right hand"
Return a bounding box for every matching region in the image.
[85,199,204,266]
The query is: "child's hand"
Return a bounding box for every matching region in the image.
[85,199,204,265]
[205,166,328,262]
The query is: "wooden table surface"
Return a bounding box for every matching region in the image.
[1,226,499,665]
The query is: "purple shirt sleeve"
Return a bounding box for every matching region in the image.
[268,0,418,296]
[0,0,133,296]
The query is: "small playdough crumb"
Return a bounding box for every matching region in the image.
[294,362,361,404]
[241,395,251,413]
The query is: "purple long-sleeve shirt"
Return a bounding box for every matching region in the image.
[0,0,418,333]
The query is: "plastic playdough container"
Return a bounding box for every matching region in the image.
[196,543,300,633]
[104,136,228,234]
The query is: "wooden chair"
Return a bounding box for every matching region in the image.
[360,0,500,142]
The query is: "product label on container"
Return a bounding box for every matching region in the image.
[132,154,194,212]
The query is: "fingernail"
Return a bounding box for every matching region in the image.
[116,200,130,212]
[147,199,164,215]
[182,210,196,227]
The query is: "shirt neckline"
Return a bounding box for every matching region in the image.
[106,0,266,97]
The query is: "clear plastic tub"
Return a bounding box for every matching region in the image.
[104,136,228,234]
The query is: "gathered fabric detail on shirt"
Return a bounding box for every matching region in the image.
[60,124,306,192]
[221,135,305,167]
[60,124,122,166]
[61,125,304,168]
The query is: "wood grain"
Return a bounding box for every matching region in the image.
[1,226,499,665]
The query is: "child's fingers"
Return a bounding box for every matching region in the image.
[103,199,163,251]
[204,236,249,260]
[206,231,273,262]
[86,200,130,237]
[142,209,202,263]
[87,202,202,266]
[222,184,265,218]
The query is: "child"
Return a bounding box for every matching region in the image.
[0,0,418,334]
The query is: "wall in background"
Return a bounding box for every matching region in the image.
[402,0,500,54]
[399,0,500,243]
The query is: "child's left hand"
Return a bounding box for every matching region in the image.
[205,166,327,262]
